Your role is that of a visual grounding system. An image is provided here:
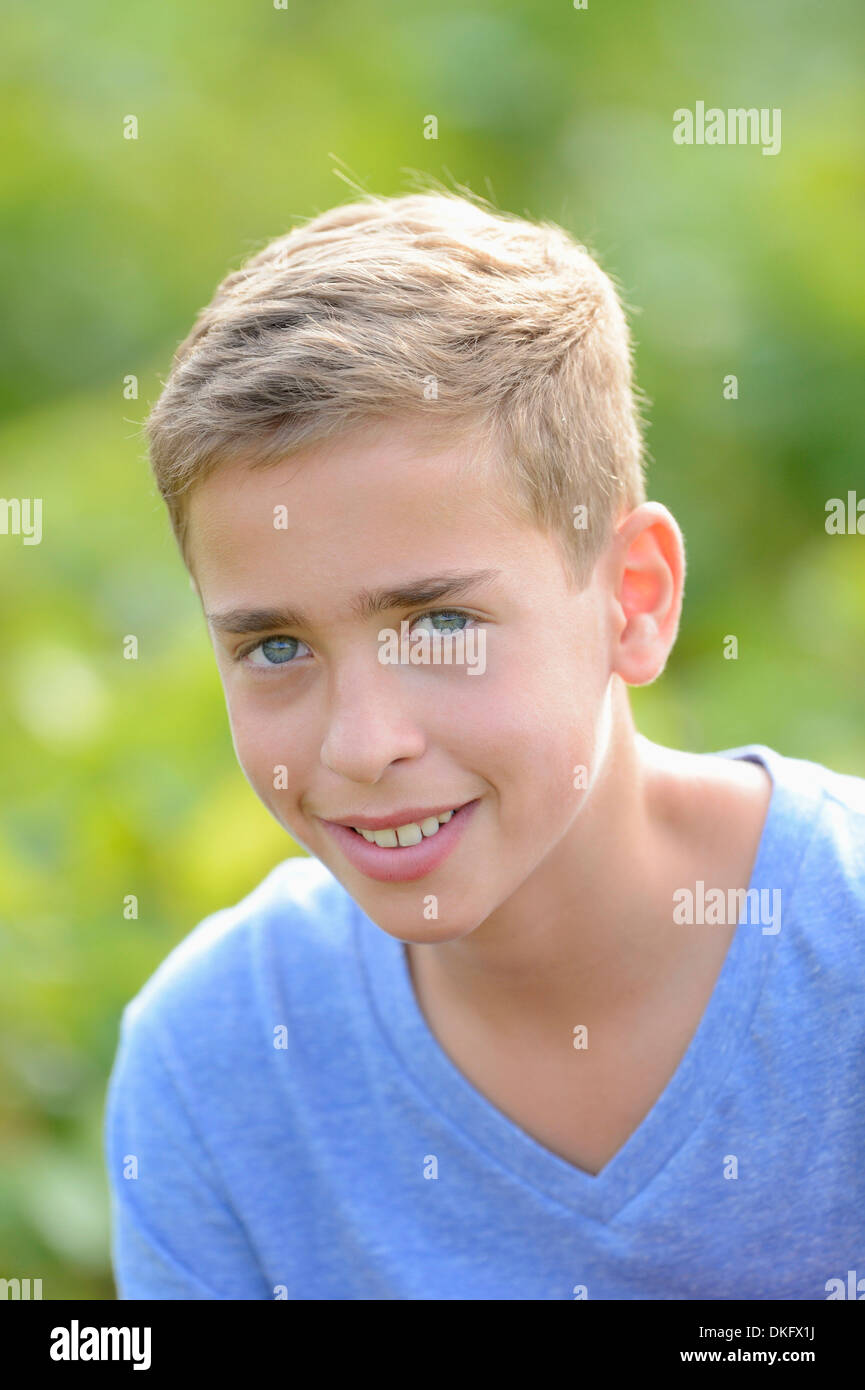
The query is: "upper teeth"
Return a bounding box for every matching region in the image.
[355,810,455,847]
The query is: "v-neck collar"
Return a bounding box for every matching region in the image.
[354,744,820,1222]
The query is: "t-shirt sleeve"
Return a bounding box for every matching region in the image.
[104,1004,270,1300]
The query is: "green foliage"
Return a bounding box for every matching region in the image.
[1,0,863,1299]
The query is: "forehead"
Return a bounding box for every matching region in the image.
[185,420,562,606]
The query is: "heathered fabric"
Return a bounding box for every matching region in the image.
[105,745,865,1299]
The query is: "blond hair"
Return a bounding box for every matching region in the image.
[145,186,647,583]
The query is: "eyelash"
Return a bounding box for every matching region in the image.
[235,608,480,671]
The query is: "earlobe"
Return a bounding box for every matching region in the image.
[611,502,684,687]
[615,611,666,687]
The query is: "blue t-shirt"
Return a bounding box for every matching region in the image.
[104,744,865,1300]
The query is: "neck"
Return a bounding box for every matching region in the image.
[405,682,694,1037]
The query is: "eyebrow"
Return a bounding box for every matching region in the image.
[205,569,502,635]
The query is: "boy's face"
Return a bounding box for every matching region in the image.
[186,420,622,943]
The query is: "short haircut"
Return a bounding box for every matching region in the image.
[145,186,647,584]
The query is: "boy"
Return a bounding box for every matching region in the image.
[105,189,865,1300]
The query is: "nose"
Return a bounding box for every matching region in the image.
[320,654,427,784]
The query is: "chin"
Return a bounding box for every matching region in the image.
[362,905,487,945]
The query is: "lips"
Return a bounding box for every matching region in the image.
[324,802,471,830]
[318,798,480,884]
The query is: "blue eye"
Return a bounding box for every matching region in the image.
[245,636,309,668]
[410,609,473,635]
[238,610,478,670]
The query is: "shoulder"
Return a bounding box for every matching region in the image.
[738,744,865,930]
[755,743,865,832]
[765,745,865,878]
[120,854,362,1051]
[709,740,865,824]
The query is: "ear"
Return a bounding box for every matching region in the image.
[608,502,685,686]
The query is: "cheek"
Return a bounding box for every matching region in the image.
[476,646,607,815]
[457,674,589,806]
[223,690,288,792]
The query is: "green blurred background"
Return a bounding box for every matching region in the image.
[1,0,863,1298]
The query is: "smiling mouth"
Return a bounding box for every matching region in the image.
[348,808,459,848]
[319,799,480,883]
